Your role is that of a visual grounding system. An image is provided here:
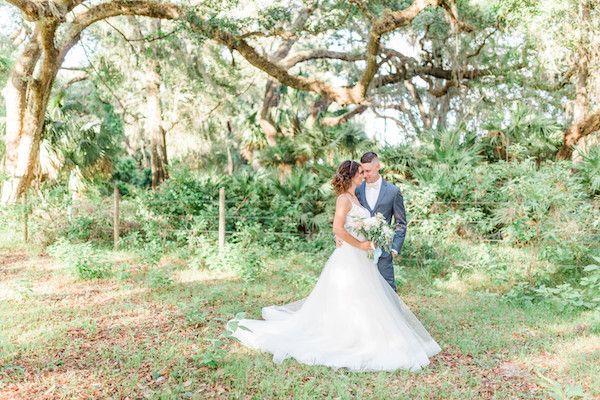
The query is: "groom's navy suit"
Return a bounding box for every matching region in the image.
[356,179,407,291]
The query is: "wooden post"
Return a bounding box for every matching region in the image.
[113,183,120,250]
[218,187,225,254]
[22,189,28,243]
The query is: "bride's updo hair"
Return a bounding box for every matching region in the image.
[332,160,360,195]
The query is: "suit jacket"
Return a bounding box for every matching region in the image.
[355,179,407,254]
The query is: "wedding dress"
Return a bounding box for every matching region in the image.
[229,201,441,372]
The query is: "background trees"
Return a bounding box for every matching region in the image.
[7,0,599,201]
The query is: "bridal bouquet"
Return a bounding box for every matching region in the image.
[355,213,395,264]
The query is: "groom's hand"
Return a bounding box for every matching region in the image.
[335,235,344,248]
[391,250,398,258]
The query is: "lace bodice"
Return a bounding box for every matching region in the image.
[345,202,370,241]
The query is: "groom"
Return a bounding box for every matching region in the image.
[337,152,407,291]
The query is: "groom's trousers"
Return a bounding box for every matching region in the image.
[377,252,396,291]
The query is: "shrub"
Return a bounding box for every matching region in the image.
[575,145,600,197]
[146,266,174,289]
[506,256,600,311]
[47,238,112,280]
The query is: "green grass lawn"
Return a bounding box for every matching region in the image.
[0,244,598,399]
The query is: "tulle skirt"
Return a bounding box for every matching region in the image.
[229,243,441,372]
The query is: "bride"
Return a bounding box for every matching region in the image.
[228,160,441,372]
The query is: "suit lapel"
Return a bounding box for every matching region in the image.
[357,181,370,212]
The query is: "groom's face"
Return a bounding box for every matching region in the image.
[361,159,381,183]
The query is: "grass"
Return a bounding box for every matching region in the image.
[0,242,598,399]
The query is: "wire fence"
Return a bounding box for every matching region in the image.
[4,186,599,248]
[123,195,598,207]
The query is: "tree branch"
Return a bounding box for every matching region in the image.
[440,0,474,33]
[33,0,474,111]
[240,30,297,40]
[373,108,407,131]
[358,0,440,100]
[60,70,88,89]
[557,108,600,159]
[58,1,181,65]
[465,27,497,60]
[4,0,43,21]
[321,105,368,127]
[348,0,376,23]
[404,80,431,128]
[4,0,84,21]
[282,49,365,67]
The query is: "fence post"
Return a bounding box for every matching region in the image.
[113,183,120,250]
[22,189,28,243]
[218,187,225,254]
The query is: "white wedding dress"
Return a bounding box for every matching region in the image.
[229,201,441,372]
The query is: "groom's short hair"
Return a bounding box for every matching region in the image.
[360,152,378,164]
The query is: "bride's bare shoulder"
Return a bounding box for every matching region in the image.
[335,194,351,208]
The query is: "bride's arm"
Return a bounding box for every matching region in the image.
[332,196,373,251]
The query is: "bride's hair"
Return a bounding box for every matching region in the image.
[332,160,360,195]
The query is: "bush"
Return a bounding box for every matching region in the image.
[506,257,600,311]
[146,266,174,289]
[411,129,482,203]
[140,165,331,246]
[575,145,600,197]
[47,238,112,280]
[186,230,268,283]
[490,161,591,245]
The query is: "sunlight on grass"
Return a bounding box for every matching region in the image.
[176,268,236,283]
[1,246,598,399]
[434,272,470,294]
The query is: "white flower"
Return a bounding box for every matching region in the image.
[356,213,394,253]
[362,216,378,230]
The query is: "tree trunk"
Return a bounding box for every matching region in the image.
[433,93,450,130]
[557,109,600,159]
[129,17,168,189]
[557,0,591,160]
[225,121,234,175]
[1,25,58,203]
[146,61,168,188]
[259,79,281,147]
[306,97,331,128]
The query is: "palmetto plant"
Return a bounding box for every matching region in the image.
[256,123,369,170]
[326,124,370,159]
[258,139,299,168]
[241,120,269,165]
[423,128,480,166]
[491,161,590,245]
[272,168,328,234]
[378,144,418,182]
[482,105,563,163]
[412,128,481,202]
[43,91,123,180]
[575,145,600,196]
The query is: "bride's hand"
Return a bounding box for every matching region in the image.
[359,241,375,251]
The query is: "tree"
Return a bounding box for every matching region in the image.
[0,0,180,203]
[128,18,169,188]
[557,0,600,159]
[1,0,470,203]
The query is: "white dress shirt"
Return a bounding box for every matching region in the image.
[365,176,382,210]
